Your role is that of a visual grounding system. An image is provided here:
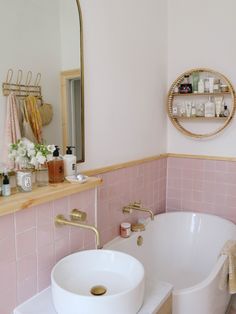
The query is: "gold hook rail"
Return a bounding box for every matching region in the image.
[2,69,42,98]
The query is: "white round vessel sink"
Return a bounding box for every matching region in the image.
[51,249,145,314]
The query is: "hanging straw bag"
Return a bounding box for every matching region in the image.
[38,102,53,126]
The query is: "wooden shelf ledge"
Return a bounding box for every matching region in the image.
[0,177,102,217]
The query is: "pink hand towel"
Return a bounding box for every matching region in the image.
[3,93,22,168]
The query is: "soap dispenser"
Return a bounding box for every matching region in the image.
[63,146,76,177]
[48,146,64,183]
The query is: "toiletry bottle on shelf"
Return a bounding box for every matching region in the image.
[192,72,199,93]
[198,79,204,93]
[172,104,178,117]
[191,102,196,117]
[48,146,64,183]
[179,75,192,93]
[63,146,76,177]
[223,104,230,117]
[2,172,11,196]
[215,96,223,117]
[205,96,215,117]
[186,102,192,117]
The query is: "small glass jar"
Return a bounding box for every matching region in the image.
[120,222,131,238]
[36,164,49,187]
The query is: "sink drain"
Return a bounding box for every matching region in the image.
[90,285,107,296]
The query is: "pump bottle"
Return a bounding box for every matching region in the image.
[48,146,64,183]
[63,146,76,177]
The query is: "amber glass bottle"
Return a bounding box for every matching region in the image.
[48,146,64,183]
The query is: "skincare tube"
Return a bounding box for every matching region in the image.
[209,77,214,93]
[215,96,223,117]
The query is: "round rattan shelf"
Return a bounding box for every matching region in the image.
[167,68,236,138]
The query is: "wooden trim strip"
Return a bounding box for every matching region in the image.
[83,152,236,178]
[83,154,168,176]
[0,177,102,217]
[167,153,236,162]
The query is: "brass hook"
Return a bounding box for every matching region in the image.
[25,71,32,96]
[6,69,13,84]
[16,69,23,85]
[34,72,41,86]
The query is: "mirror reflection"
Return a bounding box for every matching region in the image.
[0,0,84,166]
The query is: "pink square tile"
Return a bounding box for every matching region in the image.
[0,260,17,294]
[70,227,84,253]
[0,214,14,240]
[36,202,53,227]
[17,275,37,304]
[0,234,16,263]
[53,197,69,217]
[37,244,54,271]
[17,253,37,283]
[16,228,36,259]
[38,266,52,292]
[54,220,69,242]
[55,237,70,263]
[37,223,54,249]
[0,286,17,314]
[15,208,36,234]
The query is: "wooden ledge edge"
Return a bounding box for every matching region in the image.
[0,177,102,217]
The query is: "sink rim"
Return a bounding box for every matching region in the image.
[51,249,145,299]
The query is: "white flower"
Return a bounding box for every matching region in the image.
[36,152,46,165]
[30,157,38,167]
[15,156,28,167]
[47,145,56,153]
[27,149,36,157]
[17,147,26,157]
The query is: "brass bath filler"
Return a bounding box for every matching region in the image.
[55,209,101,249]
[122,201,154,220]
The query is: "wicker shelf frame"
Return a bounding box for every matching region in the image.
[167,68,236,138]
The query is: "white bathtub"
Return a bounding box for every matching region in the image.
[105,212,236,314]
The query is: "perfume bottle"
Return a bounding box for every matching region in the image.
[205,97,215,117]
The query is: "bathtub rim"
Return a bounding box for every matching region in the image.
[173,254,228,295]
[105,211,235,296]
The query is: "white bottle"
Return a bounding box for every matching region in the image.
[63,146,76,177]
[205,97,215,117]
[186,102,192,117]
[198,79,204,93]
[191,102,196,117]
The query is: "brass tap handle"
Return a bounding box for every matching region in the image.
[131,201,142,209]
[70,209,87,222]
[123,206,133,214]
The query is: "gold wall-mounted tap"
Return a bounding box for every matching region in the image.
[122,201,154,220]
[55,209,101,249]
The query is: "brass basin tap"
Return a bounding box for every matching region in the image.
[55,209,101,249]
[123,201,154,220]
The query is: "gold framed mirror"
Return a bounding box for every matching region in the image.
[0,0,85,166]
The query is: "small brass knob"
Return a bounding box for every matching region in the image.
[70,209,87,222]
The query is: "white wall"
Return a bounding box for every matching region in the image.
[0,0,62,166]
[167,0,236,157]
[80,0,168,170]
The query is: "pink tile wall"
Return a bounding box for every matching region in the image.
[0,157,167,314]
[166,157,236,223]
[97,158,167,246]
[0,189,95,314]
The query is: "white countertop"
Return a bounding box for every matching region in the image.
[14,280,172,314]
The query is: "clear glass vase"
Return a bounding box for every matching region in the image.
[36,164,49,187]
